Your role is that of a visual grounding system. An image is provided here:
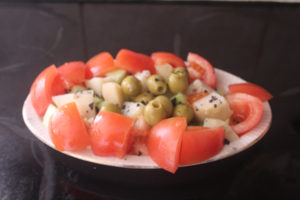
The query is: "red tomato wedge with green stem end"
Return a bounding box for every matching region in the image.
[151,52,186,68]
[147,117,187,173]
[90,111,134,158]
[180,126,225,166]
[187,53,217,88]
[49,102,90,151]
[57,61,87,89]
[228,82,273,102]
[115,49,156,74]
[86,52,118,78]
[226,93,263,136]
[30,64,58,116]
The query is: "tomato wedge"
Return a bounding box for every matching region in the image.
[90,111,134,158]
[49,102,90,151]
[57,61,87,89]
[30,64,58,116]
[187,53,217,88]
[147,117,187,173]
[180,126,225,166]
[151,52,186,68]
[86,52,117,78]
[226,93,263,135]
[229,82,273,102]
[115,49,156,74]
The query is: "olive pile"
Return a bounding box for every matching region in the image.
[82,66,194,126]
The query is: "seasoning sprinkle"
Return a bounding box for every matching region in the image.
[137,103,140,107]
[89,102,94,110]
[122,105,126,110]
[214,104,217,108]
[138,151,142,156]
[224,139,230,145]
[154,78,159,82]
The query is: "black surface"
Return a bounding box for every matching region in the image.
[0,2,300,200]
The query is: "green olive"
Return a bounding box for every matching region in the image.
[144,100,167,126]
[146,75,168,95]
[168,72,189,94]
[71,85,86,93]
[134,92,154,105]
[173,104,194,123]
[174,67,189,78]
[100,102,121,113]
[153,95,173,116]
[121,76,142,97]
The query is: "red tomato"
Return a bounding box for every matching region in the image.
[228,82,273,102]
[151,52,186,68]
[86,52,117,78]
[180,126,225,166]
[147,117,187,173]
[90,111,134,158]
[30,65,58,117]
[187,53,217,88]
[57,61,86,89]
[51,75,66,96]
[49,102,90,151]
[115,49,156,74]
[226,93,263,136]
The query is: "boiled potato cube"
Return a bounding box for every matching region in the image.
[203,118,239,142]
[193,92,232,122]
[102,82,124,106]
[52,90,96,119]
[186,79,213,95]
[121,101,145,120]
[154,64,173,82]
[85,77,112,97]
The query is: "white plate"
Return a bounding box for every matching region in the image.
[22,68,272,169]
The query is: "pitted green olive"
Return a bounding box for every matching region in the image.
[173,104,194,123]
[168,72,189,94]
[121,75,142,97]
[144,100,167,126]
[153,95,173,116]
[174,67,189,78]
[134,92,154,105]
[146,75,168,95]
[100,102,121,113]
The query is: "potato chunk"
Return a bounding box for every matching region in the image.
[193,92,232,122]
[102,82,124,107]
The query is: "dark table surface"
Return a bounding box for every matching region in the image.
[0,2,300,200]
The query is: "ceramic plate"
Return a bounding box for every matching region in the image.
[22,68,272,169]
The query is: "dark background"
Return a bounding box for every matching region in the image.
[0,1,300,200]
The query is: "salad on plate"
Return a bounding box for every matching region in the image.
[28,49,273,173]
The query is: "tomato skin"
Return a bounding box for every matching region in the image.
[57,61,87,89]
[180,126,225,166]
[90,111,134,158]
[49,102,90,151]
[228,83,273,102]
[147,117,187,173]
[30,65,58,117]
[187,53,217,88]
[226,93,263,136]
[151,52,186,68]
[115,49,156,74]
[86,52,117,78]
